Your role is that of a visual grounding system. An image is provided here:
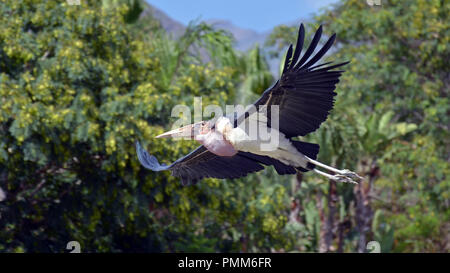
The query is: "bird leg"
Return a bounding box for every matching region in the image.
[306,157,363,184]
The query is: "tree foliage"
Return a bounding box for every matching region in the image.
[264,0,449,252]
[0,0,448,253]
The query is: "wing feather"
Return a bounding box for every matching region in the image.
[288,24,305,70]
[136,142,265,185]
[239,24,349,138]
[136,142,305,185]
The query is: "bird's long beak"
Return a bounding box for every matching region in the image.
[155,122,202,139]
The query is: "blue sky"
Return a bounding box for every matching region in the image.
[145,0,339,32]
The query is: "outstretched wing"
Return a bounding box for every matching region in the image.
[238,24,349,138]
[136,142,266,185]
[136,142,301,185]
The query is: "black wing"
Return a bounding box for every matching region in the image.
[238,24,349,138]
[136,142,300,185]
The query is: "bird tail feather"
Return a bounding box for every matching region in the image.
[136,141,169,171]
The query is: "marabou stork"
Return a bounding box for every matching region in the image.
[136,24,363,185]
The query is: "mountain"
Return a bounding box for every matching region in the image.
[204,19,269,52]
[141,3,306,75]
[141,3,270,52]
[141,2,185,38]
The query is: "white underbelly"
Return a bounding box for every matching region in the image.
[227,126,308,168]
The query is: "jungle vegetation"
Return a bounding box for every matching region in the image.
[0,0,448,252]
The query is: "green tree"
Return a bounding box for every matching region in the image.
[265,0,448,252]
[315,0,449,252]
[1,0,448,253]
[0,0,291,253]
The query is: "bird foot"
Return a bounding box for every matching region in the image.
[331,174,358,184]
[331,169,364,184]
[341,169,364,181]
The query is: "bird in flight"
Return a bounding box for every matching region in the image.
[136,24,363,185]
